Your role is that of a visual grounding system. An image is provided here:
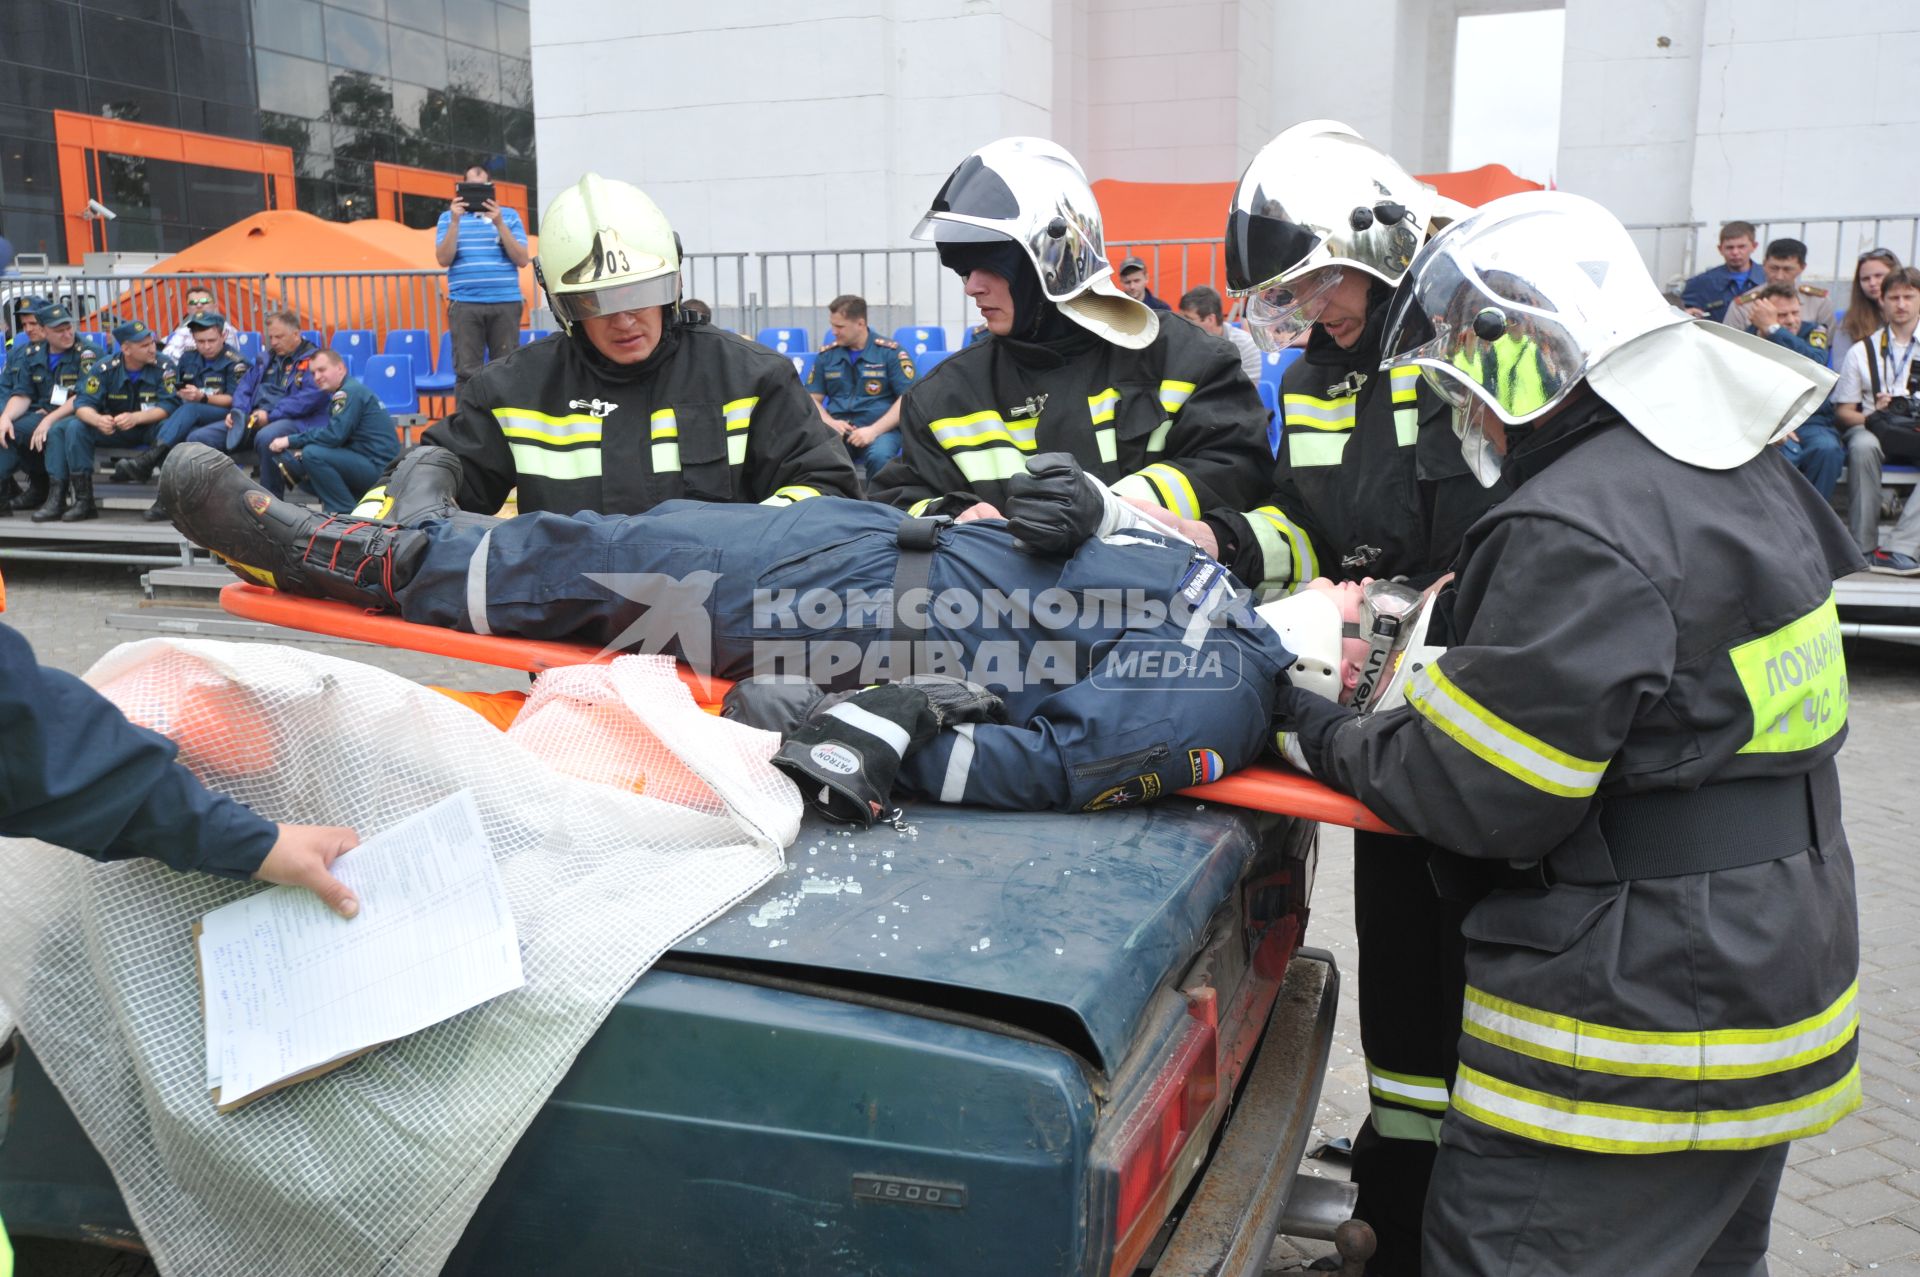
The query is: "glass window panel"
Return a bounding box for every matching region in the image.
[0,136,61,212]
[447,95,499,153]
[0,67,85,116]
[295,174,335,216]
[175,36,256,107]
[446,42,496,99]
[494,3,527,60]
[326,70,397,137]
[389,25,447,87]
[0,4,86,73]
[0,104,54,142]
[445,0,495,50]
[107,218,165,253]
[251,0,323,58]
[182,161,270,228]
[255,50,329,117]
[88,81,181,129]
[323,7,389,77]
[183,98,264,140]
[388,0,443,35]
[498,57,528,110]
[174,0,253,40]
[83,17,177,93]
[0,210,63,259]
[500,107,531,160]
[332,125,397,165]
[399,191,444,229]
[391,81,447,140]
[328,0,385,16]
[81,0,170,24]
[261,110,329,166]
[408,140,452,175]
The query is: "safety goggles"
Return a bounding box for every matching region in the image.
[1240,266,1347,352]
[1349,578,1426,711]
[545,272,679,325]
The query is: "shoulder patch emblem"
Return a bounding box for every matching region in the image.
[875,336,898,348]
[1800,284,1829,298]
[1082,772,1164,811]
[1188,748,1225,785]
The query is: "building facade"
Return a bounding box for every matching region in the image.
[0,0,534,263]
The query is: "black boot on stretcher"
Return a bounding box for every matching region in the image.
[161,443,424,611]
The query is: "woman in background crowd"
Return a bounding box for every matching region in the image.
[1832,248,1900,371]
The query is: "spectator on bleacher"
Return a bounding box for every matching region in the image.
[872,138,1267,522]
[1746,283,1844,498]
[1832,265,1920,572]
[1177,285,1262,383]
[1116,256,1172,311]
[435,163,530,390]
[2,304,100,517]
[6,296,44,351]
[177,310,321,466]
[262,350,399,514]
[1681,221,1760,323]
[410,173,855,517]
[114,311,250,521]
[41,321,177,523]
[806,294,915,482]
[160,285,241,361]
[1723,238,1837,339]
[1832,248,1901,375]
[681,298,712,324]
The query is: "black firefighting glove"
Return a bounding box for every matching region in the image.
[1006,452,1105,557]
[722,676,828,737]
[1269,683,1358,778]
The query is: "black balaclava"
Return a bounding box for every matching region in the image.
[938,239,1098,363]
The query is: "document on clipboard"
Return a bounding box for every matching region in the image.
[195,790,523,1112]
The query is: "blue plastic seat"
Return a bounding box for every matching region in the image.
[530,328,553,342]
[788,352,816,384]
[916,349,950,375]
[328,329,375,375]
[382,328,430,373]
[1260,347,1303,386]
[893,325,947,356]
[757,327,811,355]
[235,331,264,363]
[1257,383,1280,456]
[362,354,419,414]
[415,332,457,393]
[77,331,114,356]
[965,325,991,347]
[519,330,537,345]
[300,329,322,350]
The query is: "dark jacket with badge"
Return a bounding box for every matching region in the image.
[4,341,101,412]
[1305,399,1864,1156]
[170,344,251,402]
[807,335,915,426]
[231,339,325,422]
[74,355,178,419]
[288,378,400,465]
[869,315,1270,521]
[1205,301,1505,593]
[419,324,859,515]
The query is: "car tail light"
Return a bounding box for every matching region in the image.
[1107,996,1220,1277]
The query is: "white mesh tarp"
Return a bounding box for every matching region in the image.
[0,639,798,1274]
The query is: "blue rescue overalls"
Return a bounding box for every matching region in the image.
[806,337,915,480]
[1,343,100,493]
[159,343,251,446]
[394,499,1294,812]
[265,377,399,511]
[57,355,177,482]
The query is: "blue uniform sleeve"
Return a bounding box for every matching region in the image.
[1763,326,1825,363]
[0,623,278,878]
[1680,269,1714,312]
[230,358,266,418]
[290,393,353,449]
[273,360,328,420]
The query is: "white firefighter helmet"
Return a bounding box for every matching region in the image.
[535,173,681,334]
[1381,191,1836,483]
[1253,588,1346,703]
[913,137,1158,350]
[1224,121,1464,351]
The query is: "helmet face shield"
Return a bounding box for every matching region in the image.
[1242,266,1347,352]
[544,271,680,326]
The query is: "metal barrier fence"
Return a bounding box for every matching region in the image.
[277,270,449,338]
[1747,214,1920,291]
[1623,222,1706,292]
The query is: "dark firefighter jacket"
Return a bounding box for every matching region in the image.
[1205,302,1505,593]
[420,323,859,516]
[869,315,1271,521]
[1296,399,1864,1156]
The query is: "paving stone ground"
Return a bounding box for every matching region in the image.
[4,558,1918,1275]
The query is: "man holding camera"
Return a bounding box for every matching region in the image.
[436,163,530,390]
[1833,265,1920,572]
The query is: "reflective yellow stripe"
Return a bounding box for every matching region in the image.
[1113,462,1199,520]
[1158,378,1195,413]
[1407,664,1607,798]
[1371,1106,1446,1143]
[1453,1063,1861,1154]
[351,483,389,520]
[1389,365,1420,403]
[931,410,1037,453]
[762,484,824,506]
[496,410,602,447]
[1288,432,1350,467]
[491,407,601,431]
[508,441,604,482]
[1464,983,1859,1080]
[953,446,1031,484]
[1087,387,1119,425]
[1731,593,1848,755]
[651,407,679,474]
[728,434,748,465]
[1095,425,1117,464]
[1282,394,1356,429]
[723,395,758,428]
[650,408,677,436]
[1145,420,1173,455]
[1245,505,1318,586]
[1369,1063,1450,1113]
[908,497,941,516]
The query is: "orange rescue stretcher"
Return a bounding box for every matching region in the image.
[220,583,1399,835]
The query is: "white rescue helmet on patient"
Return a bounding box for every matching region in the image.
[535,173,681,335]
[913,137,1158,349]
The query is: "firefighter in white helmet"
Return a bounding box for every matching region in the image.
[1272,191,1862,1275]
[393,173,858,517]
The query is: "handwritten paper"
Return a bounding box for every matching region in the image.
[197,790,522,1110]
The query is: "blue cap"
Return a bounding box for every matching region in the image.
[186,311,227,331]
[37,304,73,327]
[113,319,156,344]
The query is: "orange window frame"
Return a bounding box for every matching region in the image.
[53,110,295,261]
[373,161,529,226]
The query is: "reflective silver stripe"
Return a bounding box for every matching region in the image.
[824,701,912,759]
[465,526,493,636]
[939,723,976,803]
[1280,397,1355,427]
[1406,665,1607,798]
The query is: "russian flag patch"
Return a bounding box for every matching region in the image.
[1188,747,1225,785]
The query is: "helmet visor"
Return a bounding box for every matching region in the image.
[545,272,679,324]
[1241,266,1347,352]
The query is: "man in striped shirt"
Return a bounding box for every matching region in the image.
[436,164,530,390]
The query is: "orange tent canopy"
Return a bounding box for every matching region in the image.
[97,210,537,344]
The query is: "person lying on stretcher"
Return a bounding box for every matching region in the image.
[162,444,1405,825]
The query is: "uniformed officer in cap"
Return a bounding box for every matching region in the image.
[871,137,1269,523]
[45,320,177,522]
[402,172,857,518]
[6,295,47,358]
[0,304,100,517]
[1272,192,1860,1276]
[115,309,250,521]
[1723,237,1838,341]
